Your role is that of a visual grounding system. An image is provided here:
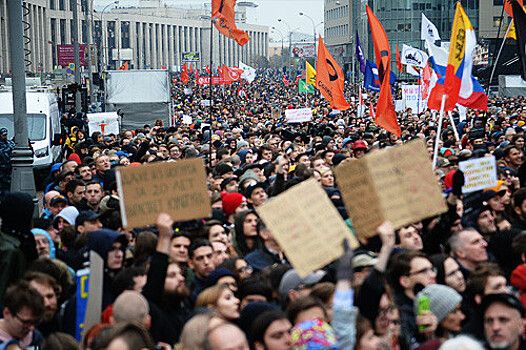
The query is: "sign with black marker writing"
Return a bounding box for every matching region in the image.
[116,159,211,228]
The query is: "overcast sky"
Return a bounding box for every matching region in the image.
[95,0,324,41]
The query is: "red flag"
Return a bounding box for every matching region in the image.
[212,0,250,46]
[315,35,350,111]
[505,0,524,17]
[366,5,401,137]
[396,43,403,73]
[283,74,289,86]
[294,74,301,85]
[161,65,167,70]
[206,65,211,75]
[181,63,189,84]
[118,62,129,70]
[188,64,194,74]
[195,66,199,76]
[218,66,223,76]
[420,63,432,100]
[220,65,241,81]
[369,101,375,118]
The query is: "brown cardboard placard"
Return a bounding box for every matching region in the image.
[256,178,359,278]
[272,109,281,119]
[334,139,447,240]
[116,158,211,228]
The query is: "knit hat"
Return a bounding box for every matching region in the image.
[222,192,247,217]
[239,169,259,187]
[216,162,234,176]
[237,140,249,151]
[204,268,237,288]
[414,284,462,323]
[291,318,340,349]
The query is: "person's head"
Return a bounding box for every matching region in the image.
[196,285,240,321]
[211,241,230,266]
[429,254,466,293]
[206,220,229,246]
[88,229,128,271]
[355,313,383,350]
[414,284,464,336]
[482,293,526,350]
[32,229,54,258]
[23,272,58,322]
[237,277,272,310]
[169,233,191,264]
[234,210,261,256]
[61,160,78,173]
[163,262,190,299]
[2,281,45,340]
[309,282,336,322]
[388,251,436,299]
[286,295,327,326]
[96,154,111,172]
[513,188,526,220]
[180,313,226,350]
[206,322,250,350]
[448,228,488,271]
[64,179,85,205]
[395,225,423,251]
[439,335,485,350]
[245,183,268,208]
[504,145,523,167]
[91,322,155,350]
[279,269,326,304]
[188,238,216,280]
[250,310,292,350]
[75,210,103,235]
[77,163,93,181]
[47,193,67,217]
[85,181,104,208]
[111,291,151,328]
[467,263,510,305]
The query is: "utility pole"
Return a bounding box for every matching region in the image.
[86,0,94,106]
[6,0,36,197]
[72,0,82,113]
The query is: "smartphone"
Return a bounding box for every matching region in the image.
[417,295,430,331]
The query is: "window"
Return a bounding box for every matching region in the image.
[0,114,47,141]
[494,16,502,27]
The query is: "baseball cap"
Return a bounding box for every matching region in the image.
[0,128,7,136]
[75,210,101,226]
[279,269,326,300]
[352,140,367,150]
[352,250,378,269]
[481,293,525,317]
[50,195,68,206]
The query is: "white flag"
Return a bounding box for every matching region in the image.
[421,13,441,42]
[239,61,256,83]
[401,44,429,68]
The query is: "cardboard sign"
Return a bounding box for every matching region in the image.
[285,108,312,123]
[272,109,281,119]
[182,115,193,124]
[116,159,211,228]
[459,156,497,193]
[87,112,120,135]
[334,139,447,240]
[256,178,359,278]
[401,85,427,114]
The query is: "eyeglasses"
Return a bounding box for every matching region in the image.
[237,266,253,274]
[407,267,437,276]
[15,313,40,327]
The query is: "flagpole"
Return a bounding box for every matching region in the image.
[417,70,422,115]
[486,3,507,93]
[448,111,460,142]
[209,18,214,167]
[305,61,308,106]
[487,20,514,95]
[432,94,446,168]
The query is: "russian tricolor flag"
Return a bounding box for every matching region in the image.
[427,3,487,112]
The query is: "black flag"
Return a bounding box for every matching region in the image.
[512,0,526,80]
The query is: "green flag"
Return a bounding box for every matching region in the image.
[299,80,315,93]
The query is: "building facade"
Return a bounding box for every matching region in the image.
[0,0,268,76]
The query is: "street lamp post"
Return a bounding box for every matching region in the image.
[98,1,119,72]
[299,12,317,59]
[277,18,292,70]
[271,27,285,68]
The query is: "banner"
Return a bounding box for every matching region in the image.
[87,112,120,135]
[196,77,232,85]
[401,44,429,68]
[239,61,257,83]
[75,268,90,342]
[116,158,211,228]
[182,51,200,62]
[291,43,316,58]
[401,85,428,114]
[256,178,359,277]
[459,156,497,193]
[58,44,88,66]
[334,139,446,240]
[285,108,313,123]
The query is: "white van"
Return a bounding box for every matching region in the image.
[0,87,62,180]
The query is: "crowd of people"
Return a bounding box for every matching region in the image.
[2,71,526,350]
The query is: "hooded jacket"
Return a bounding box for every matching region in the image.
[31,228,56,259]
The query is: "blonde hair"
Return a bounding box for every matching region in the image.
[195,285,230,308]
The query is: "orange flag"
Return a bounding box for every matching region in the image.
[505,0,524,17]
[315,35,350,111]
[366,5,401,137]
[212,0,250,46]
[181,63,189,84]
[188,64,194,74]
[118,62,129,70]
[396,43,403,73]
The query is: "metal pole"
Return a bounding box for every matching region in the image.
[72,0,82,113]
[86,0,94,105]
[486,3,506,93]
[487,20,513,95]
[7,0,36,196]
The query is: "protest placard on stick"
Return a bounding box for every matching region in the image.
[459,156,497,193]
[334,139,446,240]
[256,178,359,278]
[116,158,211,228]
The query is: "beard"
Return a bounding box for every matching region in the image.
[164,284,190,301]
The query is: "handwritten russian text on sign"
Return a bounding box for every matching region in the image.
[87,112,120,135]
[334,140,446,240]
[401,85,427,114]
[459,156,497,193]
[116,159,211,228]
[285,108,313,123]
[256,178,359,278]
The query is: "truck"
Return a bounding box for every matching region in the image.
[0,86,62,184]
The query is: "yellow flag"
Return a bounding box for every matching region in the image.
[508,21,517,40]
[306,61,316,86]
